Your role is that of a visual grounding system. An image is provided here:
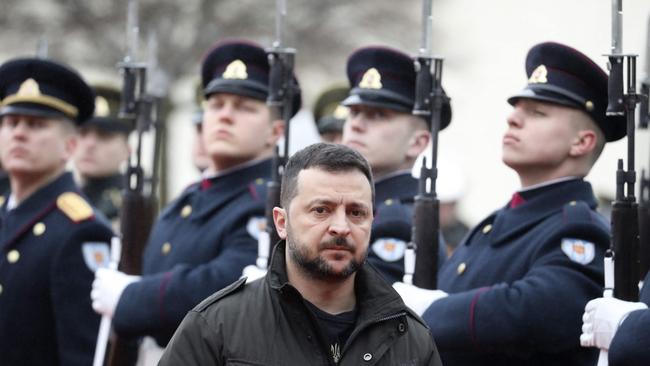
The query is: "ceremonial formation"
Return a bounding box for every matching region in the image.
[0,0,649,365]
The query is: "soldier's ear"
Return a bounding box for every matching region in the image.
[407,129,430,160]
[569,129,597,158]
[273,207,288,239]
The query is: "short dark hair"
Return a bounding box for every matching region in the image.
[280,142,374,208]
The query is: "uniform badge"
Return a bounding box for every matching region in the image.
[371,238,406,262]
[82,242,110,272]
[246,216,266,240]
[528,65,548,84]
[17,78,42,97]
[561,238,595,265]
[57,192,93,222]
[222,59,248,80]
[359,68,383,89]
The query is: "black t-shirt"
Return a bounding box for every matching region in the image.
[304,300,358,364]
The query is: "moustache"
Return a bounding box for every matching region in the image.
[319,237,355,252]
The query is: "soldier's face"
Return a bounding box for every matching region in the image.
[0,114,76,178]
[502,99,584,174]
[74,128,129,178]
[202,93,283,170]
[342,105,423,177]
[275,168,373,282]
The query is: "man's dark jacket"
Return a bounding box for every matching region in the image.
[160,241,443,365]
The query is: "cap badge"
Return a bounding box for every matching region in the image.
[333,105,349,119]
[17,78,42,97]
[359,68,383,89]
[95,95,110,117]
[222,59,248,80]
[528,65,548,84]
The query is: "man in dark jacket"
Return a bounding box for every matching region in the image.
[160,143,442,365]
[393,42,626,365]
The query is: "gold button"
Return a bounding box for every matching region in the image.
[569,201,577,206]
[161,242,172,255]
[457,262,467,275]
[7,250,20,263]
[482,224,492,234]
[384,199,394,206]
[585,100,594,111]
[33,222,46,236]
[180,205,192,218]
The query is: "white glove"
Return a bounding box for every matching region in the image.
[242,264,267,284]
[91,268,141,318]
[580,297,648,350]
[392,282,448,316]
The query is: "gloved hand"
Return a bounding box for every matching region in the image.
[580,297,648,350]
[392,282,448,316]
[91,268,141,318]
[242,264,267,284]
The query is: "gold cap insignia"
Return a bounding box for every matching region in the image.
[359,68,383,89]
[333,105,349,119]
[95,96,110,117]
[57,192,94,222]
[528,65,548,84]
[17,78,42,97]
[222,59,248,80]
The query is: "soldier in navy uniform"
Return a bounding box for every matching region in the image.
[73,85,131,227]
[312,84,349,143]
[90,40,301,361]
[340,46,452,284]
[580,269,650,366]
[0,58,114,366]
[393,42,626,366]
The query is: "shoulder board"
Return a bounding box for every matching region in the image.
[0,195,5,207]
[562,200,592,224]
[57,192,94,223]
[194,277,247,312]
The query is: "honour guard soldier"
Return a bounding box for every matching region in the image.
[90,40,301,357]
[341,46,451,283]
[312,84,349,143]
[393,42,626,366]
[73,85,131,227]
[0,57,114,366]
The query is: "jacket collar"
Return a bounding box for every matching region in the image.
[374,171,417,204]
[1,172,78,250]
[268,241,408,322]
[489,179,597,246]
[169,158,271,220]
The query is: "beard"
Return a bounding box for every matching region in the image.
[286,223,366,282]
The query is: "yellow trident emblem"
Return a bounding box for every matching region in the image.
[17,78,42,97]
[528,65,548,84]
[359,68,383,89]
[222,60,248,80]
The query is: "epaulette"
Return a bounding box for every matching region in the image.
[0,195,5,207]
[561,200,592,224]
[194,277,247,312]
[56,192,94,223]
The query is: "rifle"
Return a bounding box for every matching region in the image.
[404,0,449,289]
[104,1,160,365]
[256,0,298,269]
[638,14,650,282]
[606,0,642,303]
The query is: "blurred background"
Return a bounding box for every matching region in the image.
[1,0,649,227]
